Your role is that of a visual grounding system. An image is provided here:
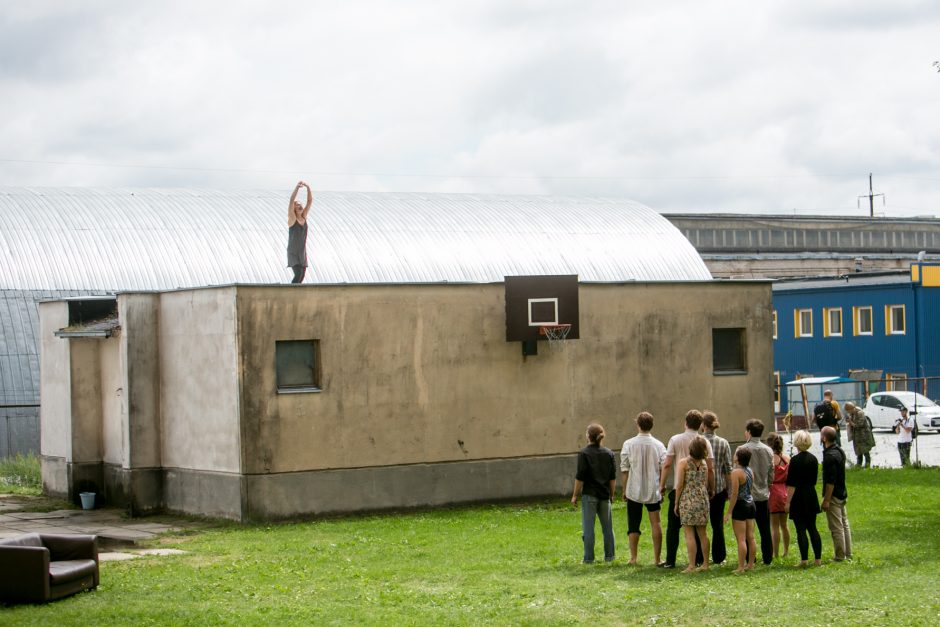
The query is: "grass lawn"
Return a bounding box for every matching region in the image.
[4,468,940,625]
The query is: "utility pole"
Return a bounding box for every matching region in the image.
[858,173,885,218]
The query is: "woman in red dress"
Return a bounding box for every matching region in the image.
[766,432,790,559]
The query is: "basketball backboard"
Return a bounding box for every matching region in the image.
[505,275,580,346]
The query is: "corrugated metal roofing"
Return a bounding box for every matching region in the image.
[0,188,711,290]
[0,289,106,405]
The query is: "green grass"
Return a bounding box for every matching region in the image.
[0,453,42,495]
[5,468,940,625]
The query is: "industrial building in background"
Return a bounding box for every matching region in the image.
[666,213,940,279]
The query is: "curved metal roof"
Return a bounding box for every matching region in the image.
[0,188,710,290]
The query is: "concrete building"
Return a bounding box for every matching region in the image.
[21,188,772,520]
[42,280,771,521]
[665,214,940,279]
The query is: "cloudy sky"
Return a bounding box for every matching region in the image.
[1,1,938,216]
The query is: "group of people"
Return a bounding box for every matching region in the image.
[570,410,853,571]
[816,388,916,468]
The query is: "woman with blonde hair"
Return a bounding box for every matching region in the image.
[766,433,790,558]
[674,435,711,572]
[786,430,822,566]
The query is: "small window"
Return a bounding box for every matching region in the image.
[713,328,747,374]
[823,308,842,337]
[886,305,906,335]
[276,340,321,392]
[886,373,908,392]
[794,309,813,338]
[853,306,873,336]
[773,371,781,411]
[772,310,778,340]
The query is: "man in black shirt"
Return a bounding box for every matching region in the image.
[571,423,617,563]
[821,426,852,561]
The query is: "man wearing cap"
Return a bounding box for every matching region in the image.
[844,402,875,468]
[896,407,915,466]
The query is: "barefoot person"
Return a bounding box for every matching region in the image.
[724,447,757,573]
[700,411,732,565]
[571,423,617,563]
[734,419,774,565]
[287,181,313,283]
[620,412,667,565]
[674,436,711,572]
[786,430,822,567]
[659,410,714,569]
[766,433,791,559]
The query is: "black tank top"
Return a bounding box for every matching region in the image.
[287,221,308,267]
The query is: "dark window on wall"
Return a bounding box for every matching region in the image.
[713,328,747,374]
[276,340,321,392]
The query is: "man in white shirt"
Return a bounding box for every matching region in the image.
[896,407,915,466]
[620,412,667,565]
[658,410,715,568]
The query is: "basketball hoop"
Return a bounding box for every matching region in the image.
[539,324,572,351]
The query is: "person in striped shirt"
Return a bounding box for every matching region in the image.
[700,411,732,565]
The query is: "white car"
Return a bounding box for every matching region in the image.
[864,391,940,432]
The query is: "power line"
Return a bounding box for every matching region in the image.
[0,157,888,182]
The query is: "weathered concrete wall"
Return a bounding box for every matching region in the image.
[234,282,772,479]
[68,339,103,463]
[119,294,161,469]
[99,335,123,465]
[243,454,575,520]
[158,288,241,473]
[39,302,70,462]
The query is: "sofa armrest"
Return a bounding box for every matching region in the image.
[41,534,98,563]
[0,545,51,602]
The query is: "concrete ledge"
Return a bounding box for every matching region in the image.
[163,467,244,521]
[40,455,68,499]
[102,464,164,516]
[243,454,576,521]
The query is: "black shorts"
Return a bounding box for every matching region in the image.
[626,498,662,534]
[731,500,756,521]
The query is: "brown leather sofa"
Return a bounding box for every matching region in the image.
[0,533,99,603]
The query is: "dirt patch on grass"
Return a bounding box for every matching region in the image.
[0,493,74,513]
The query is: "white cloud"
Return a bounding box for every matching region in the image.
[0,1,938,215]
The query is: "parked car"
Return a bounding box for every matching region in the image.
[865,391,940,432]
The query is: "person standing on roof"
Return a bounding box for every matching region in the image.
[287,181,313,283]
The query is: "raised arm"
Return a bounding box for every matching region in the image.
[673,458,687,515]
[301,181,313,219]
[288,181,301,226]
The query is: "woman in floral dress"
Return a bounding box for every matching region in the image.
[674,435,711,572]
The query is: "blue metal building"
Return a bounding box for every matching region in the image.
[772,263,940,411]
